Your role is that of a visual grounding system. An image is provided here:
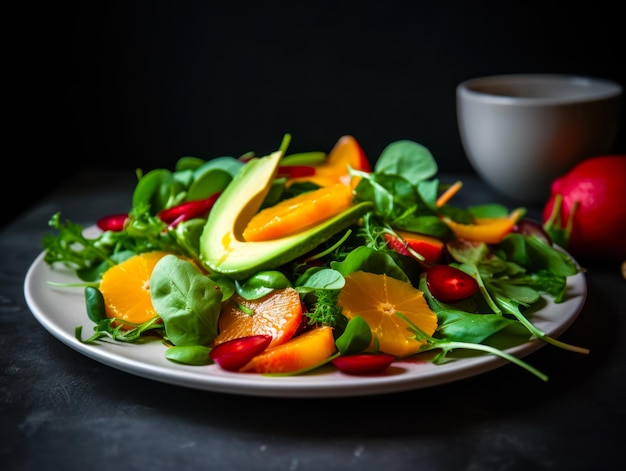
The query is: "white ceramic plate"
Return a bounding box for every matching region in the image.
[24,248,587,398]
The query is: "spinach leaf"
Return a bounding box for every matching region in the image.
[332,246,411,283]
[236,270,292,300]
[335,316,372,355]
[187,156,241,200]
[132,168,181,214]
[497,233,578,277]
[150,255,222,346]
[84,286,106,323]
[294,268,345,294]
[375,140,438,181]
[396,311,549,382]
[436,309,524,344]
[175,156,205,171]
[172,218,206,260]
[165,345,213,365]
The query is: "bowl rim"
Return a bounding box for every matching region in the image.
[457,73,623,105]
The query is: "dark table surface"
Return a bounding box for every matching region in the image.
[2,170,624,471]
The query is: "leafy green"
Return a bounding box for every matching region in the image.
[43,213,117,279]
[335,316,372,355]
[132,168,179,213]
[397,312,549,382]
[150,255,222,346]
[304,288,346,328]
[187,156,241,201]
[374,140,438,180]
[542,193,578,250]
[436,309,528,344]
[44,136,588,380]
[446,237,588,354]
[84,286,106,323]
[76,316,164,344]
[164,345,213,365]
[236,270,292,300]
[332,246,411,283]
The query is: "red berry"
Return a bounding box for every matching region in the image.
[96,213,128,232]
[157,193,221,226]
[210,335,272,371]
[331,353,395,375]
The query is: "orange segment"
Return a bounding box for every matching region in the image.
[99,251,170,329]
[242,183,354,241]
[337,271,438,357]
[213,287,303,348]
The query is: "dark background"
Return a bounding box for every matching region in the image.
[13,1,625,227]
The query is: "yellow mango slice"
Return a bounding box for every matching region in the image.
[442,209,523,244]
[286,135,371,188]
[243,184,354,241]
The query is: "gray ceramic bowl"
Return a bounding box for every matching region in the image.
[457,74,623,203]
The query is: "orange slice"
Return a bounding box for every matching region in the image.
[99,251,170,329]
[337,271,438,357]
[213,287,303,348]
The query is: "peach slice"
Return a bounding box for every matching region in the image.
[240,325,336,374]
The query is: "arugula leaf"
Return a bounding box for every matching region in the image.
[76,317,164,344]
[497,233,579,277]
[445,234,588,354]
[43,213,117,278]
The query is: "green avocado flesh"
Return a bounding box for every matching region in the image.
[199,150,373,280]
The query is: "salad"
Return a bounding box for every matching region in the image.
[42,134,589,380]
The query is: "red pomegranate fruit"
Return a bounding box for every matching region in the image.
[542,155,626,261]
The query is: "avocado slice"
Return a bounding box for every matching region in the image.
[199,150,373,280]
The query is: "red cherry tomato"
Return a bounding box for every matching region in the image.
[331,353,395,375]
[210,335,272,371]
[426,265,479,303]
